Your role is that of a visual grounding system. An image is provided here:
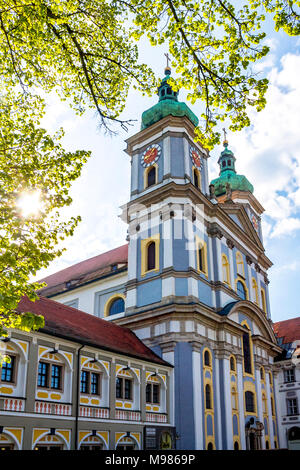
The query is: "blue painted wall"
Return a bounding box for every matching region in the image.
[174,342,195,450]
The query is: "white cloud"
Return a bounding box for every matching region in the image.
[209,52,300,239]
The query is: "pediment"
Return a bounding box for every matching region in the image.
[220,203,264,251]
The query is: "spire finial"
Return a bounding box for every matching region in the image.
[222,128,228,147]
[164,52,171,75]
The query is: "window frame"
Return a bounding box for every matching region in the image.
[141,235,160,277]
[37,360,64,392]
[196,236,208,277]
[80,369,102,396]
[287,398,298,416]
[0,354,18,385]
[146,382,161,405]
[236,252,245,278]
[284,368,295,383]
[245,390,255,414]
[192,166,201,190]
[252,277,259,305]
[236,278,248,300]
[260,288,267,313]
[116,376,133,401]
[144,164,158,189]
[222,254,231,286]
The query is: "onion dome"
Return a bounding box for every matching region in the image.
[210,140,254,197]
[141,67,199,129]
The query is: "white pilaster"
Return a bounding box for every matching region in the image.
[265,373,275,447]
[228,248,235,288]
[255,368,264,448]
[214,358,222,449]
[247,263,253,302]
[192,350,204,449]
[237,362,246,449]
[223,358,233,449]
[162,351,175,426]
[163,218,173,269]
[162,277,175,298]
[163,136,171,176]
[208,237,216,308]
[128,235,138,280]
[131,153,139,193]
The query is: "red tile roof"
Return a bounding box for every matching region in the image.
[273,317,300,345]
[39,244,128,296]
[17,296,170,367]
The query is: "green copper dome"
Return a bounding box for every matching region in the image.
[141,68,199,130]
[210,141,254,196]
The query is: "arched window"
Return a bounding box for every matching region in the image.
[193,168,201,190]
[147,166,156,188]
[271,396,275,416]
[205,384,212,409]
[147,241,156,271]
[265,440,270,450]
[230,356,236,372]
[237,280,247,300]
[245,391,255,413]
[261,288,267,313]
[242,325,252,375]
[234,441,239,450]
[204,350,211,367]
[231,387,238,410]
[207,442,213,450]
[236,252,245,277]
[262,393,268,414]
[109,297,125,316]
[260,367,265,382]
[252,278,259,305]
[196,237,208,276]
[222,254,230,285]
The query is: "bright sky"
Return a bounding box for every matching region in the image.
[36,26,300,324]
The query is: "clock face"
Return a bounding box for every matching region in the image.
[141,144,161,168]
[190,146,202,168]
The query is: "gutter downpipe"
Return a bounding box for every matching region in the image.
[75,343,85,450]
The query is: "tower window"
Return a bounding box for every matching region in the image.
[222,254,230,285]
[227,160,231,166]
[147,242,156,271]
[237,281,247,300]
[161,89,165,96]
[242,327,252,375]
[194,171,199,188]
[1,355,15,383]
[205,384,212,409]
[193,168,201,190]
[222,160,226,168]
[147,166,156,187]
[167,87,172,95]
[109,297,125,316]
[204,350,211,367]
[245,391,255,413]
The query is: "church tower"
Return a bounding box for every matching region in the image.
[116,67,281,450]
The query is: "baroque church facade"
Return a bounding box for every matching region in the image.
[1,67,285,450]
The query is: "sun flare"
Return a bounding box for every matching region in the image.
[17,191,42,217]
